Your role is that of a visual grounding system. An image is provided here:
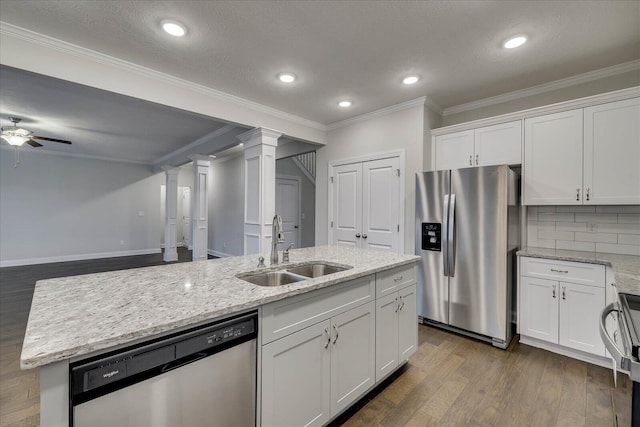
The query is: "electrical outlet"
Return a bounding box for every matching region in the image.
[120,240,125,245]
[138,211,145,217]
[587,222,598,232]
[223,242,227,248]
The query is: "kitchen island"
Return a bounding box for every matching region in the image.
[21,245,419,427]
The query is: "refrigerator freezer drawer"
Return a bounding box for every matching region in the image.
[521,257,605,287]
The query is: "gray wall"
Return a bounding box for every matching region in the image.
[208,154,244,256]
[0,148,162,265]
[442,71,640,126]
[276,157,316,248]
[316,104,427,254]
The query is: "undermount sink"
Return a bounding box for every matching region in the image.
[239,271,306,287]
[285,263,352,278]
[237,262,353,286]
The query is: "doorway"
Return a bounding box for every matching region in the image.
[160,185,192,249]
[275,154,315,248]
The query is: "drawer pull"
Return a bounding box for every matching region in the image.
[550,269,568,273]
[393,275,404,282]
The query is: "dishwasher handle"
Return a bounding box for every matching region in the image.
[161,352,208,374]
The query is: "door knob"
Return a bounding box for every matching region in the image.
[355,233,361,238]
[362,234,368,239]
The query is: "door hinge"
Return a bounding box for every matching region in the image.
[396,169,400,177]
[331,220,334,228]
[330,176,334,184]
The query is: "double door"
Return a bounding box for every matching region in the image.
[331,157,400,252]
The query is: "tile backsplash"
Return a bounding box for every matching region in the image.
[527,205,640,255]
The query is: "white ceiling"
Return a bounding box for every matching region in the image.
[0,1,638,125]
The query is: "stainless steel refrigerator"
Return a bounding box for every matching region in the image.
[415,165,519,349]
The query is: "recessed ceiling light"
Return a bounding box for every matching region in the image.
[402,76,420,85]
[161,20,186,37]
[278,73,296,83]
[338,100,352,108]
[503,35,527,49]
[238,143,244,147]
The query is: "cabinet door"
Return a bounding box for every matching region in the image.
[362,157,401,253]
[261,320,331,427]
[474,120,522,166]
[398,284,418,362]
[559,282,606,356]
[524,109,583,205]
[330,301,375,417]
[520,276,559,344]
[584,97,640,205]
[332,163,363,248]
[435,130,474,170]
[375,293,399,382]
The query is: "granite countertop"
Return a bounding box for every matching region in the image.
[20,246,419,369]
[517,247,640,296]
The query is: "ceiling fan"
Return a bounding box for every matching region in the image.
[0,117,72,147]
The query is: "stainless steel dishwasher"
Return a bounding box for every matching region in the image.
[70,311,257,427]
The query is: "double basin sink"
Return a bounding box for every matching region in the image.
[237,262,353,287]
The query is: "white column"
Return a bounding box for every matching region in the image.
[188,155,211,261]
[162,166,179,262]
[238,127,283,256]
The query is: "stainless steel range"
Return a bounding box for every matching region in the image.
[601,294,640,425]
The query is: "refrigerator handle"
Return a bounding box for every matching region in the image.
[443,194,450,277]
[448,194,456,277]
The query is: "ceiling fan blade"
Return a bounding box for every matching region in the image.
[32,136,72,144]
[25,139,43,147]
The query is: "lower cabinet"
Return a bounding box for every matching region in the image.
[375,283,418,382]
[520,257,606,358]
[261,301,375,427]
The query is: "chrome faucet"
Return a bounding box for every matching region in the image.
[271,214,285,265]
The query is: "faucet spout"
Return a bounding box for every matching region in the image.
[271,214,285,265]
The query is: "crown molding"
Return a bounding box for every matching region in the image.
[443,59,640,117]
[0,22,326,132]
[326,96,434,131]
[431,86,640,136]
[0,144,153,165]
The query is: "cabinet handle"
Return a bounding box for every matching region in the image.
[393,275,404,282]
[399,296,405,311]
[552,285,556,299]
[586,188,590,201]
[362,234,368,239]
[332,324,339,345]
[475,154,479,166]
[395,297,400,312]
[550,268,568,273]
[324,327,330,349]
[576,188,580,201]
[562,287,566,300]
[469,155,472,166]
[355,233,361,238]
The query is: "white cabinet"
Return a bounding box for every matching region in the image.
[331,157,401,252]
[262,302,375,426]
[583,97,640,205]
[524,97,640,205]
[435,121,522,170]
[519,257,606,358]
[375,283,417,382]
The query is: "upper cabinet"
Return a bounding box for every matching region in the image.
[524,97,640,205]
[435,121,522,171]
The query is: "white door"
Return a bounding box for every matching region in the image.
[559,282,606,356]
[524,109,584,205]
[474,120,522,167]
[435,130,474,170]
[362,157,400,253]
[583,97,640,205]
[276,177,300,249]
[182,187,191,249]
[398,284,418,362]
[332,163,363,248]
[330,301,375,417]
[520,276,559,344]
[261,320,331,427]
[375,292,399,382]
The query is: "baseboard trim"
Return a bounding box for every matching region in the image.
[209,250,233,258]
[519,335,611,369]
[0,248,161,268]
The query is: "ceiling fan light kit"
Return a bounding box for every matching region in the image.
[0,126,32,146]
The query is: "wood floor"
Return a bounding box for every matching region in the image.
[0,249,632,427]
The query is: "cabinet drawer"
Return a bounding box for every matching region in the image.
[376,264,416,297]
[262,275,375,344]
[520,257,605,287]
